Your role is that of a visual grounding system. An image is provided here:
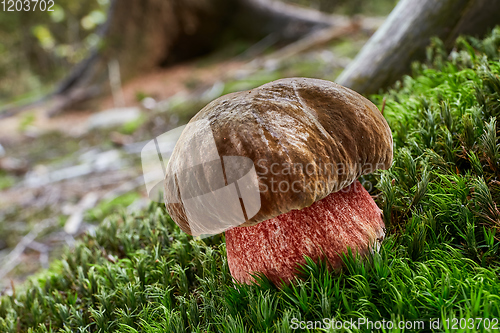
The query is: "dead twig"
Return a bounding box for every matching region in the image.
[381,96,387,115]
[0,218,56,282]
[102,175,145,200]
[64,192,99,235]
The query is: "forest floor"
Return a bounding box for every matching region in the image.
[0,21,381,294]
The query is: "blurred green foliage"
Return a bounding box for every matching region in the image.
[0,0,109,105]
[0,171,15,190]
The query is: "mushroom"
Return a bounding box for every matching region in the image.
[164,78,393,286]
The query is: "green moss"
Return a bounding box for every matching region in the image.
[0,171,15,190]
[120,115,147,135]
[3,27,500,333]
[18,112,36,132]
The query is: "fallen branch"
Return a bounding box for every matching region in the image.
[247,15,384,71]
[262,20,360,63]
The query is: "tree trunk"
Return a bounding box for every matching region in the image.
[55,0,236,96]
[336,0,500,95]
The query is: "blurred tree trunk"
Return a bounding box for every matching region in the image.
[50,0,345,114]
[53,0,235,109]
[337,0,500,95]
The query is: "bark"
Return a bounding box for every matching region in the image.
[336,0,500,95]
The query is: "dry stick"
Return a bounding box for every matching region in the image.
[0,218,55,282]
[262,21,360,64]
[380,97,386,115]
[236,14,383,60]
[62,177,140,238]
[26,241,49,269]
[108,59,125,108]
[254,16,384,71]
[10,279,15,298]
[64,192,99,235]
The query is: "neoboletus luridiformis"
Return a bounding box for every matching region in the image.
[164,78,393,286]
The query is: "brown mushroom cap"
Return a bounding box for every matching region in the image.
[164,77,393,235]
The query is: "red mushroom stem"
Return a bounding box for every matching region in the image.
[225,180,384,286]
